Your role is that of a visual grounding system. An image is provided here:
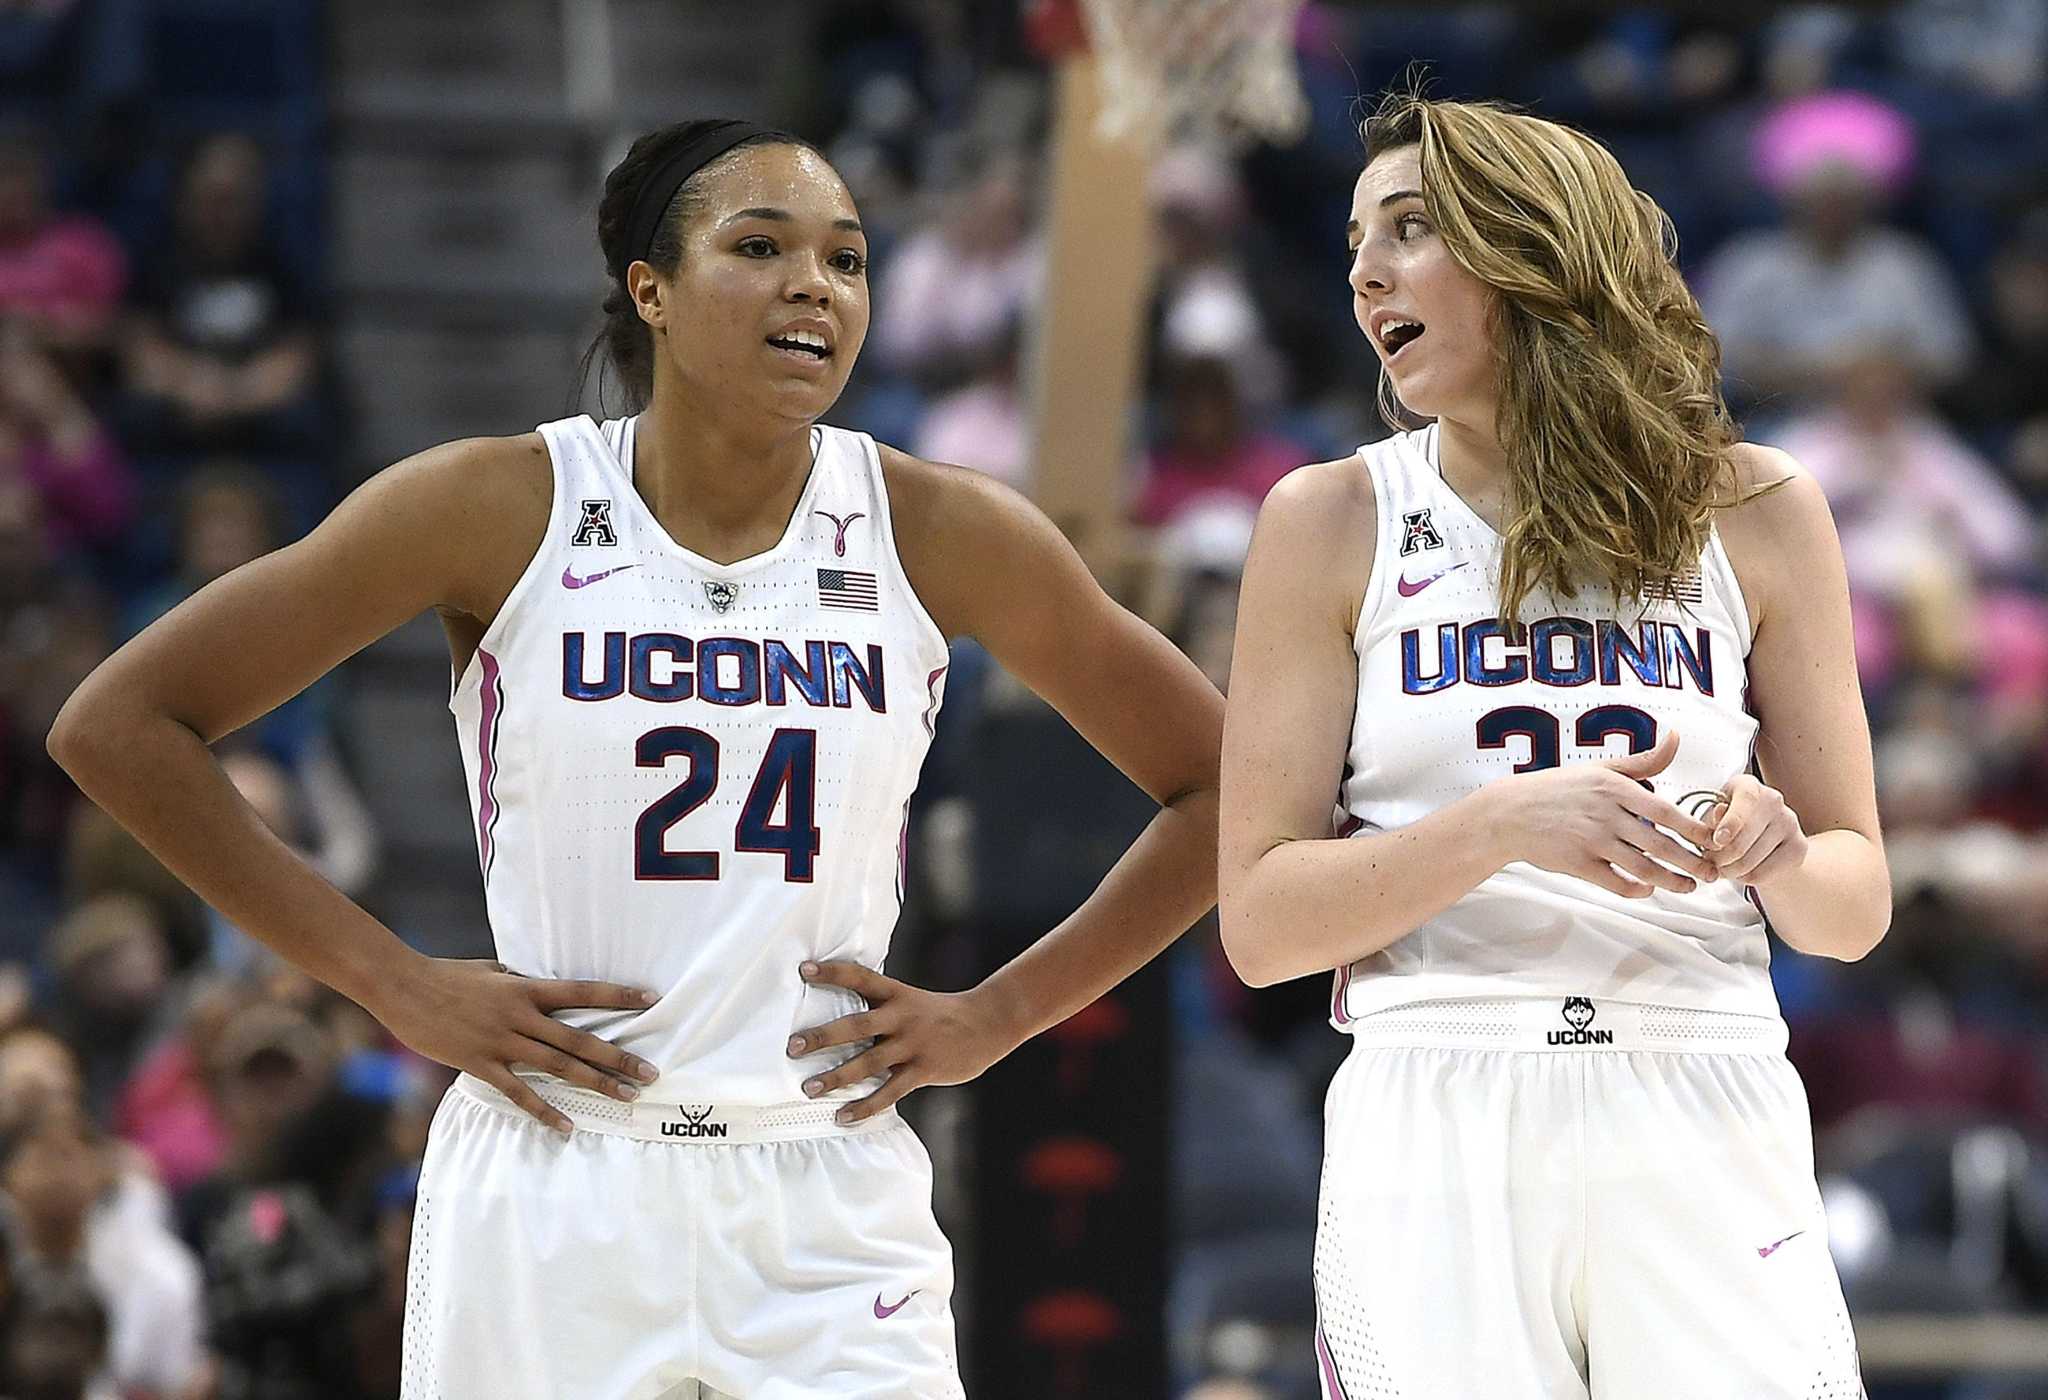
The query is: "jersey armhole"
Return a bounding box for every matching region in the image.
[1350,448,1393,658]
[448,420,576,705]
[859,432,950,661]
[1703,523,1756,656]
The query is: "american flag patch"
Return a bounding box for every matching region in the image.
[1666,570,1705,605]
[817,568,879,612]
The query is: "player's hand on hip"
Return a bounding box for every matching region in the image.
[1494,726,1721,898]
[368,956,661,1135]
[1699,773,1809,889]
[787,961,1006,1124]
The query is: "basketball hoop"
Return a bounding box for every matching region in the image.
[1070,0,1310,149]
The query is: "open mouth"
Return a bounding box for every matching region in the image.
[767,330,831,361]
[1380,318,1426,358]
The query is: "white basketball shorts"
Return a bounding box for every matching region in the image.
[400,1075,964,1399]
[1312,998,1865,1399]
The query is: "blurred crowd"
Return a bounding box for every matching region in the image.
[1,1,406,1397]
[0,0,2045,1397]
[803,3,2048,1397]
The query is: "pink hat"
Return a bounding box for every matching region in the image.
[1754,91,1917,198]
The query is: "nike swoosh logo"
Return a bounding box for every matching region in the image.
[1757,1230,1806,1258]
[874,1290,920,1319]
[1396,561,1469,597]
[561,563,639,590]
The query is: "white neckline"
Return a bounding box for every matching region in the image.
[608,416,827,577]
[1421,422,1503,542]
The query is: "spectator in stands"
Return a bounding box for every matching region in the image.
[59,800,206,967]
[872,144,1041,385]
[2,1268,116,1400]
[1150,146,1281,407]
[123,460,283,637]
[0,558,110,903]
[0,1024,80,1135]
[182,1005,379,1400]
[912,315,1029,489]
[0,122,123,351]
[1135,355,1307,529]
[1943,202,2048,470]
[115,976,256,1195]
[0,320,131,555]
[0,1023,181,1243]
[0,1099,207,1400]
[0,959,25,1033]
[1770,350,2043,700]
[41,893,187,1117]
[1702,91,1975,410]
[1888,0,2048,105]
[119,132,323,456]
[122,466,379,900]
[176,1001,335,1249]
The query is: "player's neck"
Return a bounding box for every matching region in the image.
[1435,412,1509,531]
[633,393,819,562]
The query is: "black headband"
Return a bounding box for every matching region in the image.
[613,119,794,282]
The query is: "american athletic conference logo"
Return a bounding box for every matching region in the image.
[1547,996,1615,1046]
[661,1105,730,1139]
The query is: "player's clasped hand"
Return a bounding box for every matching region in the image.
[1493,727,1723,898]
[1697,772,1810,890]
[367,957,661,1135]
[786,962,1011,1124]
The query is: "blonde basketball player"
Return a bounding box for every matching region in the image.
[49,120,1223,1398]
[1220,94,1885,1397]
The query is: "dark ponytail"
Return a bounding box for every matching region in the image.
[575,120,811,415]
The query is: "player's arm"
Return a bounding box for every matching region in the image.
[47,437,661,1131]
[1217,461,1720,988]
[1704,444,1890,960]
[1220,459,1497,986]
[790,448,1223,1119]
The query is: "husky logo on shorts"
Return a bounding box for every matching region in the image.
[572,499,618,547]
[661,1105,730,1139]
[1548,996,1614,1046]
[1398,508,1443,556]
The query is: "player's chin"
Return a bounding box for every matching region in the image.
[763,369,851,418]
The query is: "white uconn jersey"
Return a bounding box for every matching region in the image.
[1333,423,1775,1025]
[450,416,949,1103]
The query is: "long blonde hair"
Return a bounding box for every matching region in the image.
[1362,91,1754,623]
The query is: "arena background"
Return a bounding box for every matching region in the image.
[2,1,2047,1397]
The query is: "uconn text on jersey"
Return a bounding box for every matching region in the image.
[1401,617,1715,696]
[562,632,889,711]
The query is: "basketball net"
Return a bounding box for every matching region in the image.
[1074,0,1310,148]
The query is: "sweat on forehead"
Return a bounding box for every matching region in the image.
[688,145,854,220]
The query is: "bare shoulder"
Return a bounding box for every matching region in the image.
[875,441,1016,538]
[1716,441,1833,548]
[1714,442,1840,629]
[359,432,553,621]
[379,431,551,521]
[876,442,1073,638]
[1259,452,1376,538]
[1245,452,1377,631]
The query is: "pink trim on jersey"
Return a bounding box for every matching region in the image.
[896,799,912,903]
[920,664,948,737]
[1314,1322,1352,1400]
[898,665,948,901]
[476,649,505,879]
